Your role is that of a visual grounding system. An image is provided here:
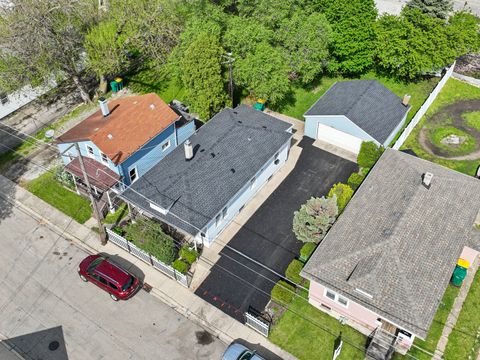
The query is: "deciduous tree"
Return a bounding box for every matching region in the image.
[292,196,338,243]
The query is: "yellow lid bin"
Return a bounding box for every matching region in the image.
[457,258,470,269]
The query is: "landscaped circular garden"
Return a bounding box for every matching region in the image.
[420,99,480,158]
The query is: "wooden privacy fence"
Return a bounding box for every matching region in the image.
[392,62,456,150]
[105,228,190,288]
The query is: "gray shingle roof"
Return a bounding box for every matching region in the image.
[301,149,480,338]
[121,105,292,236]
[304,80,411,144]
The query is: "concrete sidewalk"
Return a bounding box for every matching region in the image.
[0,175,297,360]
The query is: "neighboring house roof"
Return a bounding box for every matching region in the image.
[56,93,180,165]
[65,156,121,190]
[121,105,292,236]
[301,149,480,338]
[304,80,411,144]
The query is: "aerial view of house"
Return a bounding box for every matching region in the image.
[304,80,411,155]
[120,104,292,246]
[55,93,195,212]
[302,148,480,356]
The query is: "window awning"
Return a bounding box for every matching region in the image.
[65,156,120,191]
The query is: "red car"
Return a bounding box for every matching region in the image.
[78,254,140,301]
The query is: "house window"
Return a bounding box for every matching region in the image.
[274,152,280,165]
[129,167,138,183]
[0,93,8,105]
[86,145,95,158]
[215,214,221,228]
[324,288,349,307]
[250,176,256,190]
[101,152,109,164]
[162,140,171,151]
[222,207,228,220]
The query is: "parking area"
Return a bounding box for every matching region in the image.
[195,138,357,322]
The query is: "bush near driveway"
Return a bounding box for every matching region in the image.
[285,259,304,285]
[328,183,353,213]
[347,172,365,190]
[26,171,92,224]
[271,280,296,305]
[172,259,189,274]
[125,218,176,265]
[299,242,317,262]
[357,142,384,169]
[269,296,366,360]
[179,245,199,264]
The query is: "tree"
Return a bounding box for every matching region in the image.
[180,32,228,120]
[223,16,273,58]
[235,42,290,105]
[235,0,302,29]
[277,12,332,83]
[0,0,98,102]
[292,196,338,243]
[357,141,384,168]
[320,0,377,75]
[446,11,480,57]
[328,183,354,213]
[406,0,453,19]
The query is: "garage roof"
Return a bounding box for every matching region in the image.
[301,149,480,338]
[304,80,410,144]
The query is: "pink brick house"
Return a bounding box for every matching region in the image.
[301,149,480,357]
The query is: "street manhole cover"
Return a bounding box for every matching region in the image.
[48,341,59,351]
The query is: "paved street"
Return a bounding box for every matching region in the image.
[0,202,227,360]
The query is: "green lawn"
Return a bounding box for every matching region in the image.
[402,78,480,176]
[124,67,187,103]
[269,296,366,360]
[103,203,129,225]
[463,111,480,131]
[26,171,92,224]
[429,127,476,156]
[272,73,439,122]
[393,284,460,360]
[443,270,480,360]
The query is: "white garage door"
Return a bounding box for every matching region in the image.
[317,123,362,154]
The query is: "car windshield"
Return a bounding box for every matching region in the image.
[122,276,135,292]
[86,257,104,273]
[239,350,255,360]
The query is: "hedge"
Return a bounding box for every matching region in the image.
[285,259,304,284]
[271,280,296,305]
[357,141,383,168]
[347,172,365,190]
[299,242,317,262]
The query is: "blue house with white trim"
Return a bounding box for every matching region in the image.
[121,105,292,247]
[304,80,411,156]
[55,93,195,213]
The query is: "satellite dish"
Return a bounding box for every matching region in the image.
[45,129,55,138]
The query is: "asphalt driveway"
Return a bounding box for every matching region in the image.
[195,138,358,322]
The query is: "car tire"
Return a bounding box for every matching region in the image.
[110,293,119,301]
[79,274,88,282]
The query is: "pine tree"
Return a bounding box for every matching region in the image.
[406,0,453,19]
[292,196,338,243]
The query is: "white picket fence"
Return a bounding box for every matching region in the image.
[105,228,189,287]
[245,312,270,337]
[392,62,456,150]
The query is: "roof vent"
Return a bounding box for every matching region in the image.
[99,97,110,117]
[184,139,193,161]
[107,133,113,140]
[422,172,433,189]
[355,288,373,299]
[262,125,267,129]
[230,168,235,174]
[149,104,155,110]
[402,94,411,106]
[237,120,242,124]
[210,152,216,158]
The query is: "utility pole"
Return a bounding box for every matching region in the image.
[222,52,235,107]
[74,143,107,245]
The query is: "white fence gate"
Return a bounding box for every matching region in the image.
[392,62,456,150]
[245,312,270,337]
[105,228,190,287]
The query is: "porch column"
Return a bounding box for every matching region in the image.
[106,190,115,214]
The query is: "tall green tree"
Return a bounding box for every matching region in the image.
[406,0,453,19]
[277,12,332,83]
[234,42,290,105]
[180,32,228,120]
[235,0,302,29]
[374,8,471,79]
[292,196,338,243]
[320,0,377,75]
[223,16,273,58]
[0,0,98,102]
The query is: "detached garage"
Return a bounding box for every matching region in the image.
[304,80,411,157]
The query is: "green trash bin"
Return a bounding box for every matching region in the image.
[451,265,467,287]
[110,80,118,93]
